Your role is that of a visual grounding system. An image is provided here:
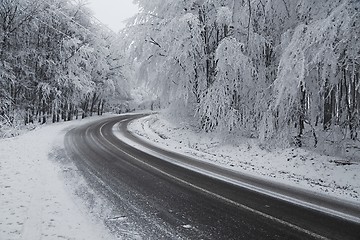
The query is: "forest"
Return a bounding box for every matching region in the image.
[121,0,360,149]
[0,0,129,134]
[1,0,359,151]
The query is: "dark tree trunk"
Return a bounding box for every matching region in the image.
[323,80,333,130]
[97,100,102,115]
[68,103,73,121]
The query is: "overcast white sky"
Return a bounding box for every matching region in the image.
[86,0,139,32]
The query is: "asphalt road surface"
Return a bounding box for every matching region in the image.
[64,114,360,240]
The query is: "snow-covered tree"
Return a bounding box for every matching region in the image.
[0,0,129,129]
[200,37,255,132]
[261,0,360,146]
[123,0,359,149]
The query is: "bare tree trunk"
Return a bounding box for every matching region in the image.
[68,103,73,121]
[82,94,90,119]
[90,92,99,117]
[298,83,306,143]
[41,100,46,124]
[52,102,57,123]
[97,100,102,115]
[100,101,105,115]
[323,80,333,130]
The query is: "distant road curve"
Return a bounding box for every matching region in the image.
[65,114,360,240]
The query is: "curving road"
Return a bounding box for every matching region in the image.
[64,114,360,240]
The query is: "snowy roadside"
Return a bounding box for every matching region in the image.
[0,116,115,240]
[128,113,360,204]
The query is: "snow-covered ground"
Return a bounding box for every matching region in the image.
[128,113,360,204]
[1,112,359,240]
[0,117,114,240]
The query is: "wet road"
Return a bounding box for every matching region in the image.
[64,114,360,239]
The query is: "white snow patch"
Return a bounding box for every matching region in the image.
[0,116,115,240]
[182,224,192,229]
[127,113,360,204]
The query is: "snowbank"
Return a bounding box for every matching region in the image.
[0,117,113,240]
[128,113,360,203]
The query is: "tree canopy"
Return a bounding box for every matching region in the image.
[122,0,359,147]
[0,0,129,130]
